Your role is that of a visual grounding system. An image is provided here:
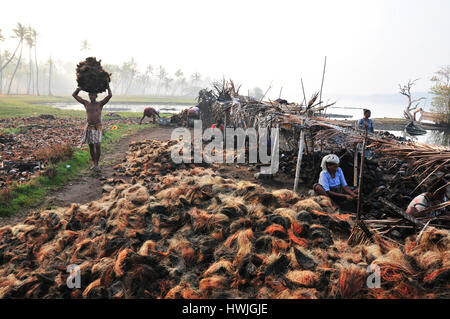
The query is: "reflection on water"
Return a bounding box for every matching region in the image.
[44,102,190,114]
[389,129,450,147]
[426,130,450,147]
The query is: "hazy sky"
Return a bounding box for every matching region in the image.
[1,0,449,101]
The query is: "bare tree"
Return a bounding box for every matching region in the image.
[399,79,425,121]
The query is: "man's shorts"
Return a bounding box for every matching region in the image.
[81,123,103,145]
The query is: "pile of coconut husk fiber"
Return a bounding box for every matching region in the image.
[0,139,449,299]
[76,57,111,93]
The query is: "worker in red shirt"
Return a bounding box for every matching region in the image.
[211,119,224,132]
[140,107,160,124]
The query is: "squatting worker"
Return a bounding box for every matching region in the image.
[211,119,224,132]
[140,107,160,124]
[313,154,358,210]
[406,179,449,218]
[358,109,374,133]
[72,83,112,172]
[187,106,200,127]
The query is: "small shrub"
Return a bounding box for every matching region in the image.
[0,187,12,202]
[34,143,74,164]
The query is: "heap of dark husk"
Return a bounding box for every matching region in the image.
[76,57,111,93]
[0,139,449,299]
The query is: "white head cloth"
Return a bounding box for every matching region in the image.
[321,154,340,172]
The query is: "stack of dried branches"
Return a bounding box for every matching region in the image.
[374,140,450,190]
[208,82,336,132]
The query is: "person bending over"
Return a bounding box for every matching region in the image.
[140,107,160,124]
[406,178,449,218]
[313,154,358,210]
[187,106,200,127]
[73,84,112,171]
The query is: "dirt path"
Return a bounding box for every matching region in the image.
[0,126,175,227]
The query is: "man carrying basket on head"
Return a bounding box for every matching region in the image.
[72,83,112,172]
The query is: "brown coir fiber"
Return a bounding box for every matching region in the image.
[0,139,449,299]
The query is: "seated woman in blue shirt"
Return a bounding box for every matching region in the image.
[313,154,358,210]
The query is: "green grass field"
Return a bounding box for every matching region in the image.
[0,95,183,124]
[0,95,194,119]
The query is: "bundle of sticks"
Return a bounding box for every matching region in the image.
[373,140,450,190]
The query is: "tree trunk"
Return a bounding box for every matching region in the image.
[27,47,33,95]
[0,40,21,72]
[0,54,3,94]
[48,60,53,96]
[7,41,23,95]
[34,44,40,96]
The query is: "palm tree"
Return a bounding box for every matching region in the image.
[163,77,173,95]
[31,28,39,96]
[0,29,4,94]
[0,23,25,73]
[48,57,53,96]
[80,39,91,56]
[7,23,28,94]
[173,69,183,95]
[103,63,120,91]
[25,26,34,95]
[191,72,201,86]
[144,64,153,95]
[156,65,167,96]
[178,77,187,96]
[0,51,11,94]
[124,58,137,95]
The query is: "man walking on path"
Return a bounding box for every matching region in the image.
[72,84,112,171]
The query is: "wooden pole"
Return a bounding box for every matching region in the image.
[224,113,227,151]
[301,78,307,107]
[319,56,327,114]
[260,81,272,102]
[379,198,425,228]
[353,143,358,187]
[293,124,305,193]
[304,129,310,155]
[356,125,368,220]
[278,86,283,99]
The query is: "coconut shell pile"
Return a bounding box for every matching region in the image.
[0,117,85,189]
[0,116,142,189]
[0,138,449,299]
[76,57,111,94]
